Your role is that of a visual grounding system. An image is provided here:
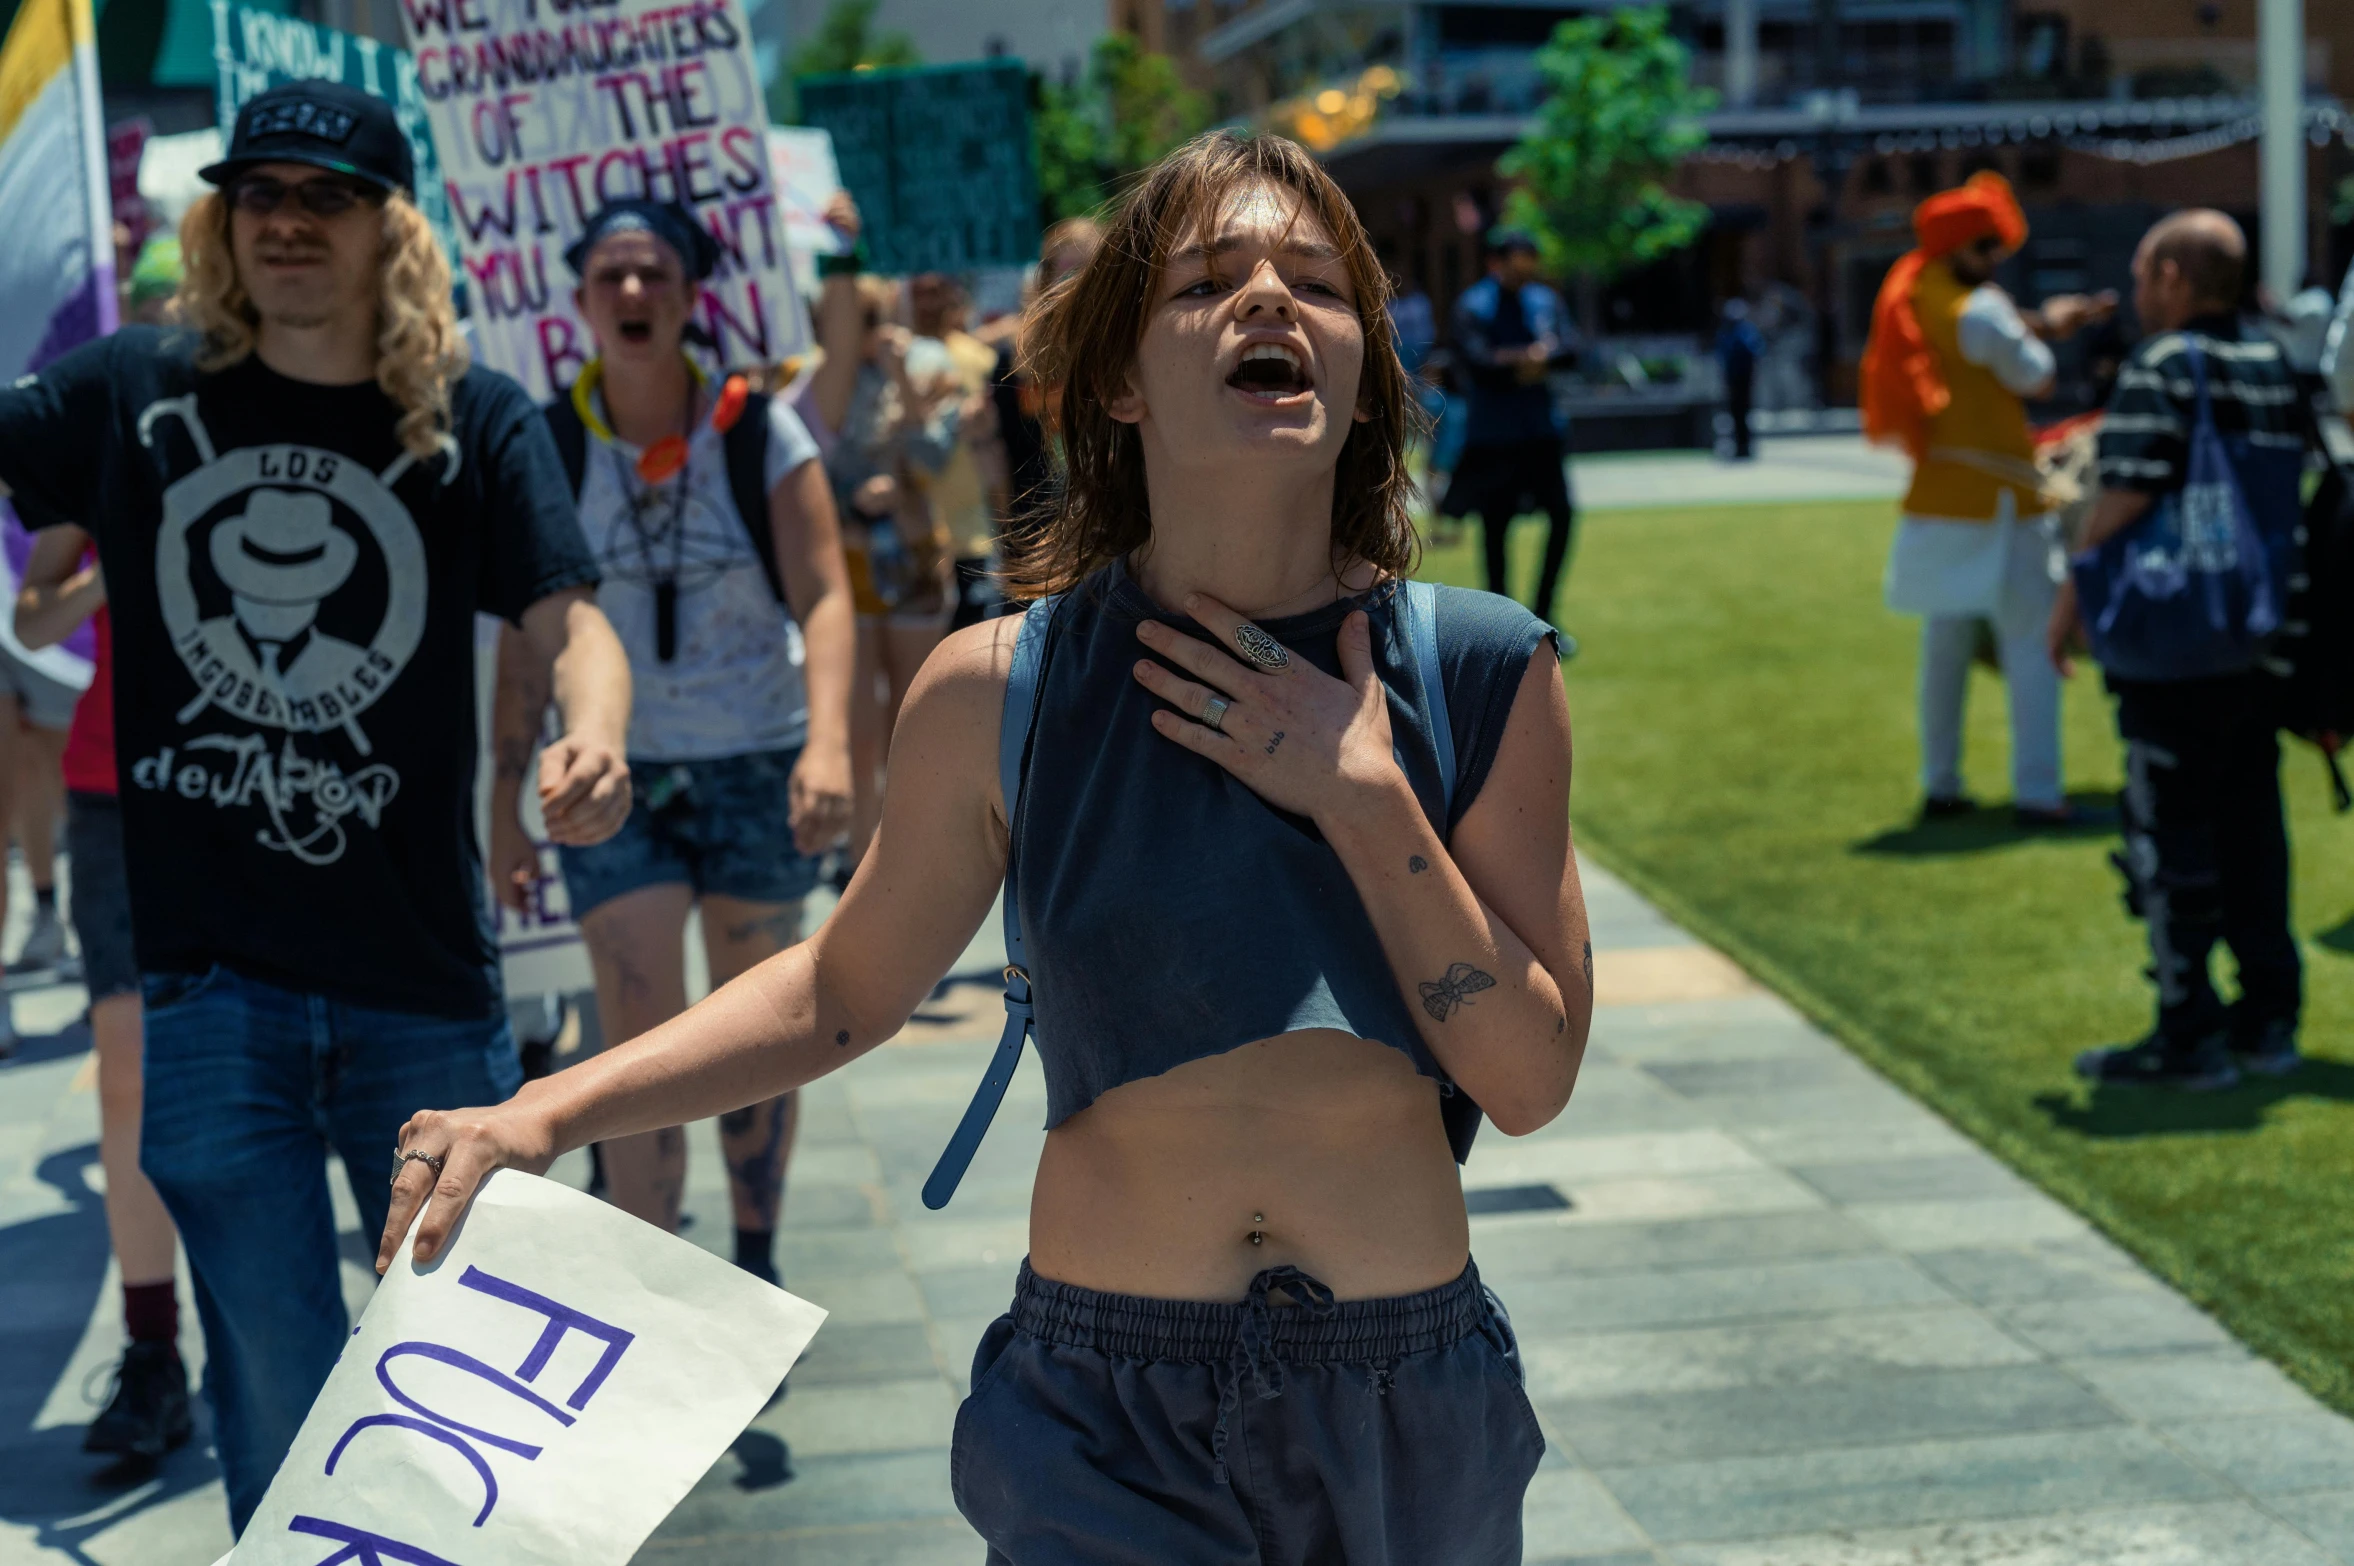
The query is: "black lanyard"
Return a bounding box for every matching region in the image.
[612,383,695,662]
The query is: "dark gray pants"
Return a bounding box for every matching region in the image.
[952,1260,1543,1565]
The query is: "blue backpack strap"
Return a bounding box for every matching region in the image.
[1403,579,1456,822]
[922,597,1058,1210]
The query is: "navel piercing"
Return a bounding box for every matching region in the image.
[1248,1212,1266,1246]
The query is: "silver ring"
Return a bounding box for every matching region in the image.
[391,1148,446,1187]
[1200,695,1230,732]
[1232,624,1291,673]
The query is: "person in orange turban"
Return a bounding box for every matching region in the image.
[1862,170,2114,828]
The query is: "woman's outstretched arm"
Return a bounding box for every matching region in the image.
[380,614,1022,1269]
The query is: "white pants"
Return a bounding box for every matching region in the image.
[1913,515,2064,809]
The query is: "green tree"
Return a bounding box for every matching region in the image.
[768,0,920,123]
[1496,7,1714,286]
[1033,33,1210,223]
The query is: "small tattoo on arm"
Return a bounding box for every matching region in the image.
[1555,1013,1566,1035]
[1408,854,1428,874]
[835,1029,850,1047]
[1583,940,1594,988]
[1264,730,1285,756]
[1418,962,1497,1021]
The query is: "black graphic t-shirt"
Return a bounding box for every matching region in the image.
[0,327,596,1017]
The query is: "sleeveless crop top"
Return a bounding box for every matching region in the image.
[919,560,1556,1207]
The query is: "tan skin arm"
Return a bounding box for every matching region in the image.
[516,587,634,846]
[382,595,1587,1266]
[2045,488,2156,675]
[381,613,1020,1269]
[1131,602,1587,1132]
[769,455,857,852]
[14,523,102,650]
[487,623,551,912]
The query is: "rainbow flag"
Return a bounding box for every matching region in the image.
[0,0,106,688]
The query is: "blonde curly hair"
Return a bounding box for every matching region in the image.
[175,188,469,460]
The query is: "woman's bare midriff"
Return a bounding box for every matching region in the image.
[1024,1029,1473,1303]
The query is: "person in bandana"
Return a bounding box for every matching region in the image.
[1864,171,2113,826]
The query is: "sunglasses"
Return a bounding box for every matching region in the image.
[230,174,383,219]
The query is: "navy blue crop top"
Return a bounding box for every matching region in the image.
[1010,559,1556,1154]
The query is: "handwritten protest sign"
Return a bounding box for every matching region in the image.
[795,61,1037,276]
[210,3,459,265]
[398,0,806,402]
[217,1171,823,1565]
[765,125,841,259]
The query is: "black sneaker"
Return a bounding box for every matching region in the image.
[2231,1018,2302,1078]
[1920,794,1976,822]
[84,1341,193,1459]
[2073,1033,2241,1092]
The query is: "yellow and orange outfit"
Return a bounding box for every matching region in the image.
[1862,172,2066,811]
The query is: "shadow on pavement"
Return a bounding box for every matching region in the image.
[1851,792,2120,857]
[727,1430,793,1491]
[2034,1059,2354,1138]
[0,1143,221,1565]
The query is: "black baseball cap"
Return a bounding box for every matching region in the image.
[201,80,414,195]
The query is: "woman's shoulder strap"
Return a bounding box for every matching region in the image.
[1000,596,1061,825]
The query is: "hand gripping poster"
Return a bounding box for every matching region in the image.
[210,1171,824,1565]
[397,0,806,401]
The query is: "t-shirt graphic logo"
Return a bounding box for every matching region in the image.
[151,412,430,756]
[137,397,439,867]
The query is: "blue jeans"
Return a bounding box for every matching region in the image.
[137,965,520,1535]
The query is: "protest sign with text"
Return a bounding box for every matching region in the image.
[399,0,805,402]
[216,1171,823,1565]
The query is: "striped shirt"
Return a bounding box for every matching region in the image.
[2098,313,2304,493]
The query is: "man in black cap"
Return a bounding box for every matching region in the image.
[0,80,634,1531]
[1438,229,1582,635]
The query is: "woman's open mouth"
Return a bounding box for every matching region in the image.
[1227,343,1312,402]
[617,320,654,344]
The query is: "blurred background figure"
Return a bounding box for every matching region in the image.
[827,275,961,877]
[1438,228,1581,632]
[986,217,1104,546]
[17,524,190,1463]
[1864,172,2109,828]
[909,271,1008,629]
[1716,298,1764,462]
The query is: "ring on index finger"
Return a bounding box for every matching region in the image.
[1232,623,1291,673]
[391,1148,446,1187]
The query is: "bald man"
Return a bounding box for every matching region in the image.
[2054,210,2307,1090]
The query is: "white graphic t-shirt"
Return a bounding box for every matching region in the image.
[0,327,597,1017]
[576,395,820,761]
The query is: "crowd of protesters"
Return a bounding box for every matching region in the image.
[0,65,2339,1563]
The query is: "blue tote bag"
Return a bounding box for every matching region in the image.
[2070,340,2301,682]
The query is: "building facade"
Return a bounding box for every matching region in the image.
[1125,0,2354,413]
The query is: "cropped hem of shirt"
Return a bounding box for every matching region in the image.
[1013,560,1556,1141]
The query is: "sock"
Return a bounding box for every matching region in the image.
[123,1280,178,1345]
[33,886,54,914]
[733,1227,777,1283]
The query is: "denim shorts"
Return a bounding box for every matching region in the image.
[952,1259,1543,1565]
[66,791,137,1000]
[557,746,821,917]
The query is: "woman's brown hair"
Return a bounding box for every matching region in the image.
[1007,130,1419,598]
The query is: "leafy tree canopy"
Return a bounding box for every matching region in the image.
[1034,33,1210,223]
[769,0,920,123]
[1496,6,1715,284]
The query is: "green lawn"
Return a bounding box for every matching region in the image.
[1420,500,2354,1416]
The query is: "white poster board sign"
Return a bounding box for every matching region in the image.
[765,126,843,259]
[399,0,807,401]
[216,1171,823,1565]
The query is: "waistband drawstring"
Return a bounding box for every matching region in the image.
[1210,1266,1337,1485]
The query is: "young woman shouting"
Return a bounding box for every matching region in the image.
[389,134,1590,1563]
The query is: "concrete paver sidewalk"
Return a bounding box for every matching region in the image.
[4,863,2352,1564]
